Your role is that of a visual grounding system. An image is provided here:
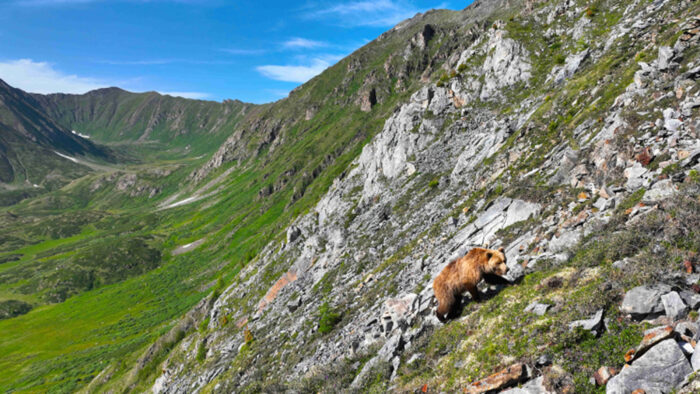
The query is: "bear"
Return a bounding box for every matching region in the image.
[433,247,510,322]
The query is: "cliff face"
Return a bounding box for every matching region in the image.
[134,0,700,392]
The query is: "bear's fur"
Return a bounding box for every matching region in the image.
[433,247,509,322]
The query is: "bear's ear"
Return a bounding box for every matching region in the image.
[498,247,504,253]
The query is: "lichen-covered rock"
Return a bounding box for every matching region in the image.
[606,339,692,394]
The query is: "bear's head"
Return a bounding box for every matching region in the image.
[485,247,508,276]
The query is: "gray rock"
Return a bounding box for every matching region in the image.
[620,284,671,320]
[692,342,700,371]
[382,293,419,332]
[658,46,675,71]
[286,226,302,243]
[503,199,541,228]
[675,321,699,338]
[679,291,700,310]
[624,163,649,190]
[569,309,604,336]
[680,149,700,168]
[606,339,692,394]
[593,197,615,211]
[549,229,582,253]
[474,197,511,229]
[287,297,302,313]
[501,376,551,394]
[350,356,380,389]
[377,332,404,361]
[661,291,689,321]
[663,108,683,132]
[524,301,550,316]
[643,179,678,204]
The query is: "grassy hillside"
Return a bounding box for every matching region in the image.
[33,88,254,160]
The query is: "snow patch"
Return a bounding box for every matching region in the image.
[53,151,79,163]
[71,130,90,139]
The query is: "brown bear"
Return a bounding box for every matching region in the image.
[433,247,510,322]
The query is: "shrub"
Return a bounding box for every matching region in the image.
[244,328,254,343]
[199,317,210,333]
[457,63,467,73]
[428,178,440,188]
[196,340,207,363]
[211,277,225,300]
[318,301,341,334]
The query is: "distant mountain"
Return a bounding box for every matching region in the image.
[32,87,254,158]
[0,79,110,190]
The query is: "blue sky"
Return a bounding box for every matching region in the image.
[0,0,463,103]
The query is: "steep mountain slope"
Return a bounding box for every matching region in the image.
[0,79,110,194]
[32,88,254,159]
[127,0,700,393]
[0,3,503,392]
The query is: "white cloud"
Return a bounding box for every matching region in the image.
[219,48,267,56]
[0,58,211,99]
[256,58,332,83]
[158,91,211,100]
[15,0,214,5]
[0,59,108,94]
[307,0,446,27]
[283,37,328,49]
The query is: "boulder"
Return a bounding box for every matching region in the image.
[286,226,302,243]
[501,376,552,393]
[594,366,617,386]
[569,309,605,337]
[620,284,671,320]
[626,326,675,362]
[465,363,529,394]
[503,200,541,228]
[287,297,302,313]
[643,179,678,204]
[382,293,419,332]
[524,301,550,316]
[661,291,689,321]
[692,342,700,371]
[377,332,404,361]
[657,46,675,71]
[675,321,699,339]
[623,163,649,191]
[606,339,692,394]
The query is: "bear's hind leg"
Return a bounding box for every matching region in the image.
[435,289,455,322]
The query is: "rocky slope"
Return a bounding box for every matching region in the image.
[132,0,700,392]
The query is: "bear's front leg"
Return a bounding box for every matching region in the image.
[466,284,480,302]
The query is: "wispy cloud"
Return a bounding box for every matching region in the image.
[0,58,108,94]
[256,58,332,83]
[15,0,216,5]
[266,89,291,99]
[0,58,211,99]
[282,37,328,49]
[15,0,96,5]
[96,58,236,65]
[305,0,445,27]
[158,91,210,99]
[220,48,267,56]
